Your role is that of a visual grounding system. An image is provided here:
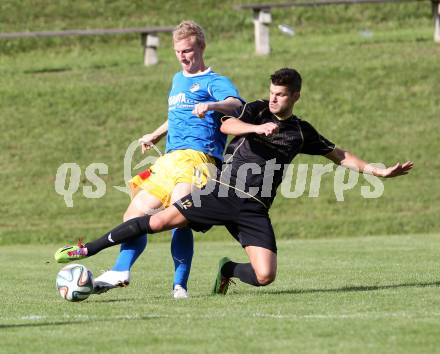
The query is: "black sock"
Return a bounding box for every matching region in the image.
[85,216,152,256]
[221,261,261,287]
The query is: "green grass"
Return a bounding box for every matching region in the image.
[1,1,439,244]
[0,0,431,53]
[1,24,439,244]
[1,3,438,353]
[2,235,440,354]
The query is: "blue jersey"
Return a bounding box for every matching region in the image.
[166,68,242,161]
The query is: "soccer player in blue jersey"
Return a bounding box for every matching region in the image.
[93,21,243,298]
[56,68,413,295]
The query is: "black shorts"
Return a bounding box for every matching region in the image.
[174,182,277,253]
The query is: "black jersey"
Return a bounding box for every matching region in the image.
[218,99,335,208]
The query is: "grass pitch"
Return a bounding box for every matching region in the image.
[1,235,440,354]
[1,26,439,244]
[1,3,438,352]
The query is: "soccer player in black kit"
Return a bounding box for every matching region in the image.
[55,68,413,295]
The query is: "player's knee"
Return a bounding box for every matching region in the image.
[255,269,276,286]
[149,214,165,232]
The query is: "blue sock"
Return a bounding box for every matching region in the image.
[171,227,194,290]
[111,235,147,272]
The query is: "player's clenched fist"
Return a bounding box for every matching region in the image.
[254,122,279,136]
[192,103,210,118]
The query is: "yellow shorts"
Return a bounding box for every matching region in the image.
[129,149,217,207]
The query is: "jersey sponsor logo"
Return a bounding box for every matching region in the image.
[190,83,200,93]
[168,93,187,106]
[168,92,196,110]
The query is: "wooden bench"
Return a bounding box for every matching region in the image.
[237,0,440,55]
[0,26,175,66]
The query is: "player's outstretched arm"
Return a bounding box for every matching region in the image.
[138,120,168,153]
[220,118,278,137]
[192,97,243,118]
[325,147,413,178]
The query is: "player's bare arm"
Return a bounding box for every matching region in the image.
[325,147,414,178]
[220,117,278,136]
[139,120,168,153]
[192,97,243,118]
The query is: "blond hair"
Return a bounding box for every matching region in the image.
[173,20,206,49]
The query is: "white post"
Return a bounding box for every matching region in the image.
[253,8,272,55]
[433,1,440,43]
[142,33,159,66]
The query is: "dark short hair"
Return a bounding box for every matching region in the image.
[270,68,302,93]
